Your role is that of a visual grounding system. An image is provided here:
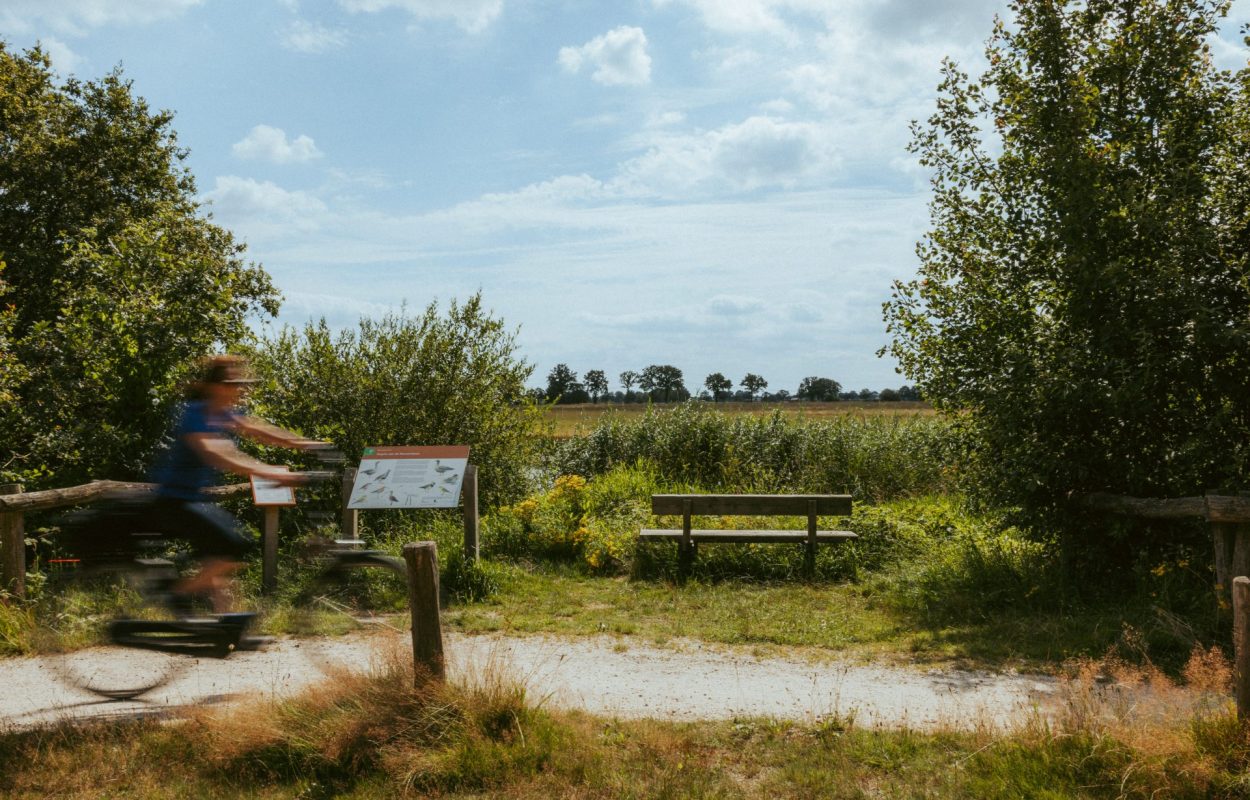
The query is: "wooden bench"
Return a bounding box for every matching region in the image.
[639,494,856,577]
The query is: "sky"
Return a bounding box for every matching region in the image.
[3,0,1249,395]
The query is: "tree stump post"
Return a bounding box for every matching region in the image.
[341,467,359,540]
[462,464,479,562]
[1235,577,1250,722]
[403,541,445,683]
[0,484,23,600]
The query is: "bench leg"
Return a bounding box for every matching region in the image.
[803,541,816,579]
[678,540,695,581]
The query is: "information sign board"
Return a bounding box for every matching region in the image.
[250,475,297,507]
[348,445,470,509]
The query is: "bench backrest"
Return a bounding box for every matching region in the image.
[651,494,852,516]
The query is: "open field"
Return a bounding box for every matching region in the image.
[545,401,935,437]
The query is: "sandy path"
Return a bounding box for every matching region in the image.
[0,633,1057,731]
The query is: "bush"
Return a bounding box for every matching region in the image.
[246,293,549,509]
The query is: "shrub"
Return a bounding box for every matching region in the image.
[246,294,548,509]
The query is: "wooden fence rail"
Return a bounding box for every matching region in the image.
[1071,491,1250,607]
[2,469,481,601]
[0,480,250,600]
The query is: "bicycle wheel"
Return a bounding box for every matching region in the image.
[33,559,197,701]
[286,552,411,674]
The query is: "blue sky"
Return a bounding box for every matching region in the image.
[4,0,1249,395]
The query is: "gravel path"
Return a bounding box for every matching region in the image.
[0,633,1057,731]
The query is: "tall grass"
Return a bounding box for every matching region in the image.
[550,402,959,502]
[3,646,1247,798]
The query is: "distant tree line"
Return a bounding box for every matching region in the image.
[537,363,921,405]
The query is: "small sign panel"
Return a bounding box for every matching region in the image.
[251,475,297,507]
[349,445,470,509]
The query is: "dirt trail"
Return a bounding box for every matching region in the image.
[0,632,1057,731]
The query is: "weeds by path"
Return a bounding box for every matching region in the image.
[1,647,1245,798]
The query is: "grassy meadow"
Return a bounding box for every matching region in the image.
[545,400,935,438]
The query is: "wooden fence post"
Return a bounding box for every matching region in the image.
[462,464,479,562]
[0,484,23,600]
[1235,576,1250,721]
[262,507,280,595]
[341,467,359,540]
[403,541,445,683]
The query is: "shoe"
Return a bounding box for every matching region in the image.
[233,635,274,651]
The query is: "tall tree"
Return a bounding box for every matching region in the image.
[583,369,609,403]
[797,376,841,401]
[640,364,685,402]
[704,372,732,402]
[741,373,768,401]
[882,0,1250,561]
[0,45,278,486]
[544,363,578,402]
[618,370,639,402]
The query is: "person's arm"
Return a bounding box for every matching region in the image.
[185,433,302,485]
[230,415,325,451]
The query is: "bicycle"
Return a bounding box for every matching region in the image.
[32,470,410,702]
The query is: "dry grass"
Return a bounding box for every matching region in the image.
[4,644,1250,798]
[546,400,935,438]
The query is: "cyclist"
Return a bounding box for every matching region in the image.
[145,354,327,614]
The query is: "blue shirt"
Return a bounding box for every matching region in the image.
[149,400,239,501]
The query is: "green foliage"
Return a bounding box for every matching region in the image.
[883,1,1250,563]
[551,402,958,502]
[246,294,547,508]
[0,43,278,486]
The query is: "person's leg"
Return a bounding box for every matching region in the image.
[155,499,254,613]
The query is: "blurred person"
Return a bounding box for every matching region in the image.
[146,354,326,613]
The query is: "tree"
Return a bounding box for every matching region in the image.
[882,0,1250,561]
[583,369,609,403]
[248,294,544,507]
[0,45,278,487]
[640,364,686,402]
[703,372,732,402]
[544,363,578,403]
[740,373,768,401]
[619,370,639,402]
[796,376,841,401]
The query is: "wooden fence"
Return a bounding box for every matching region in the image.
[0,467,480,600]
[1072,492,1250,603]
[1074,490,1250,718]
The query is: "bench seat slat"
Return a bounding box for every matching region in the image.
[651,494,852,516]
[639,529,858,543]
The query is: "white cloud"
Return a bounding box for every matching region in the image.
[202,176,327,223]
[648,110,686,127]
[232,125,324,164]
[652,0,834,39]
[759,97,793,114]
[280,20,349,53]
[337,0,503,33]
[0,0,202,35]
[39,37,84,75]
[708,295,766,316]
[558,26,652,86]
[617,116,839,196]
